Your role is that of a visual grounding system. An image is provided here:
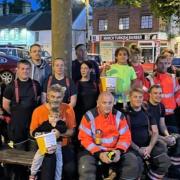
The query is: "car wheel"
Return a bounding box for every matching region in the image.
[0,71,14,84]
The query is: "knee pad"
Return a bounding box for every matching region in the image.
[152,153,171,174]
[120,152,142,179]
[78,155,96,177]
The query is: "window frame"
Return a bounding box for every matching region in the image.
[98,19,108,31]
[119,17,130,30]
[141,15,153,29]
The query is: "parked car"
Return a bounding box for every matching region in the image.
[0,46,29,59]
[172,57,180,68]
[0,54,18,84]
[87,53,102,65]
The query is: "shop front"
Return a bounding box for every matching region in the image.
[91,33,168,63]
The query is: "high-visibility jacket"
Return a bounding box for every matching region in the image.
[78,108,131,155]
[143,72,180,115]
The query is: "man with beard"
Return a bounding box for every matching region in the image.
[30,84,76,180]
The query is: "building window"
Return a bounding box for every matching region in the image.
[98,19,108,31]
[141,15,152,29]
[119,17,129,30]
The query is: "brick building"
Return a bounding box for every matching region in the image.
[91,3,169,62]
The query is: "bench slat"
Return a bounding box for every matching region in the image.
[0,149,35,166]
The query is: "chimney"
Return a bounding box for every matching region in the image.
[5,3,9,15]
[22,2,31,14]
[0,3,3,16]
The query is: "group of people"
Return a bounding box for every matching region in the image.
[0,43,179,180]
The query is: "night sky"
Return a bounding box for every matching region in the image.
[0,0,40,10]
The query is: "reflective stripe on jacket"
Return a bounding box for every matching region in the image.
[143,73,180,115]
[78,108,131,154]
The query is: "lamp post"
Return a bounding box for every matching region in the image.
[85,0,89,48]
[81,0,89,48]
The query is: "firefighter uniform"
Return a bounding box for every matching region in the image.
[143,72,180,133]
[147,102,180,178]
[78,108,140,180]
[125,105,171,180]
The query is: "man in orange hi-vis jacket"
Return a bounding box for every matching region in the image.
[78,91,141,180]
[143,55,180,134]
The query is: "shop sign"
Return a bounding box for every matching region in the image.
[101,34,145,41]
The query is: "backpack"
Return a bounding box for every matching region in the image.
[47,75,71,102]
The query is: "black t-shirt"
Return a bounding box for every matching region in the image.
[3,78,41,109]
[147,102,165,135]
[72,59,100,83]
[3,78,41,142]
[32,120,67,137]
[43,76,77,103]
[75,80,99,125]
[127,106,157,147]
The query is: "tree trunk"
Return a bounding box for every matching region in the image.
[51,0,72,77]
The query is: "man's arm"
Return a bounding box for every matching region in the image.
[30,108,41,136]
[69,95,77,108]
[78,115,101,155]
[2,97,11,114]
[115,115,131,152]
[159,117,169,136]
[148,125,159,151]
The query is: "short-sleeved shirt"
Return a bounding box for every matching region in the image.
[106,64,136,102]
[147,102,165,135]
[43,76,77,103]
[128,106,157,147]
[3,79,41,108]
[3,78,41,142]
[72,59,100,83]
[74,80,99,125]
[30,103,76,146]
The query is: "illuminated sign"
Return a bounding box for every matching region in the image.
[91,34,158,42]
[101,35,144,41]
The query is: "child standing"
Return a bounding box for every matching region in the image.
[130,44,145,88]
[101,47,137,111]
[29,108,67,180]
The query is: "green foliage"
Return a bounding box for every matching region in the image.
[115,0,180,23]
[116,0,143,7]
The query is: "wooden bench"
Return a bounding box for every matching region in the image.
[0,149,35,166]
